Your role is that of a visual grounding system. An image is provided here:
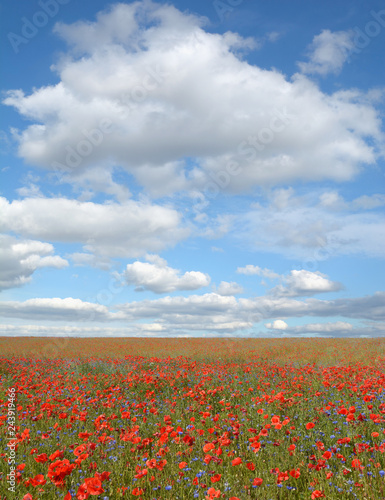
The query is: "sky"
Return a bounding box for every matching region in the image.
[0,0,384,339]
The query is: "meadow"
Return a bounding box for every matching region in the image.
[1,337,385,499]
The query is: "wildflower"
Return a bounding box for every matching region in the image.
[289,468,300,478]
[352,459,364,470]
[29,474,47,486]
[205,487,221,499]
[311,490,325,499]
[34,453,48,463]
[203,443,215,453]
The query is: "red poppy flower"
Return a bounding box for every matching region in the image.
[30,474,47,487]
[34,453,48,463]
[203,443,215,453]
[76,483,88,500]
[311,491,325,499]
[205,487,221,499]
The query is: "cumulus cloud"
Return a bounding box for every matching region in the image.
[240,188,385,259]
[3,3,383,199]
[123,254,210,293]
[290,321,353,334]
[117,292,251,332]
[265,319,288,330]
[1,320,383,338]
[0,323,165,338]
[0,197,188,258]
[262,320,384,337]
[214,281,244,296]
[258,292,385,322]
[237,264,280,280]
[352,194,385,210]
[116,291,385,327]
[0,235,68,290]
[237,264,342,297]
[298,29,355,76]
[70,252,111,270]
[0,297,122,322]
[0,292,384,334]
[318,191,385,212]
[271,270,343,297]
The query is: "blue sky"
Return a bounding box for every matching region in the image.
[0,0,384,338]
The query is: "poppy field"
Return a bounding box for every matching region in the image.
[1,337,385,499]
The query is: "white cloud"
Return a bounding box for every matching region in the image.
[319,191,385,211]
[117,291,385,325]
[123,255,210,293]
[0,292,384,334]
[0,297,122,322]
[0,235,68,290]
[1,320,383,338]
[0,197,188,258]
[298,29,355,76]
[3,3,383,199]
[117,292,248,332]
[292,321,353,333]
[258,292,385,322]
[352,194,385,210]
[318,191,347,210]
[265,319,288,330]
[16,183,42,198]
[240,188,385,259]
[200,215,234,239]
[271,270,343,297]
[237,264,280,280]
[237,263,342,297]
[215,281,244,296]
[60,166,131,203]
[70,252,111,270]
